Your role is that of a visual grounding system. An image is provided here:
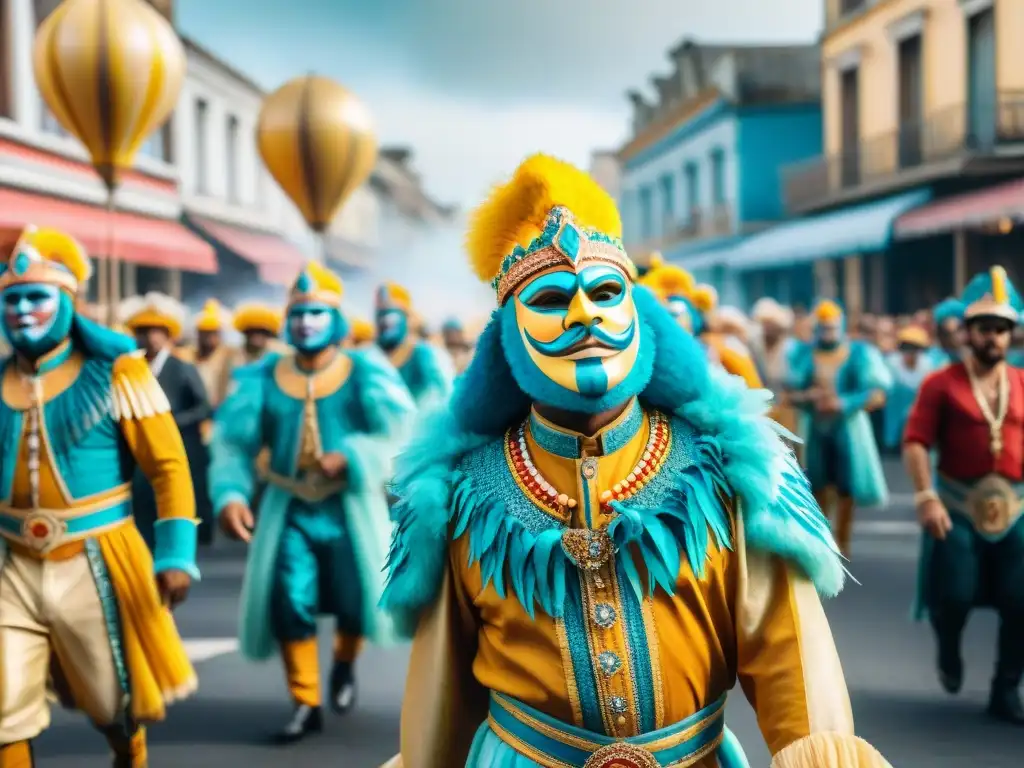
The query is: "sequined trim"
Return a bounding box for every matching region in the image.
[84,539,130,711]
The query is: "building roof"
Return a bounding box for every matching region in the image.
[373,146,454,222]
[181,36,266,96]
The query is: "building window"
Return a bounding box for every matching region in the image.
[638,186,653,241]
[194,98,208,194]
[897,34,923,168]
[683,162,699,220]
[226,115,240,203]
[658,174,674,233]
[839,67,860,187]
[710,149,726,204]
[967,6,997,148]
[34,0,65,133]
[138,122,170,162]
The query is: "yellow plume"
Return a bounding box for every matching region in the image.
[691,284,718,314]
[16,226,92,283]
[639,263,695,301]
[814,300,844,324]
[991,266,1008,304]
[195,299,228,332]
[306,260,344,298]
[382,282,412,311]
[350,317,375,343]
[465,154,622,283]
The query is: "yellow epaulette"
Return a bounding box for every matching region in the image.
[111,350,171,420]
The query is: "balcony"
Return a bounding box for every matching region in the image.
[784,94,1024,213]
[626,205,735,254]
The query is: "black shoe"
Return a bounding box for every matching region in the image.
[987,683,1024,725]
[938,645,963,694]
[275,703,323,743]
[329,661,357,715]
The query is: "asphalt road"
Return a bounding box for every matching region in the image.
[33,459,1021,767]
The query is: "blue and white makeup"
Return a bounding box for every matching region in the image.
[286,301,346,354]
[376,287,409,350]
[0,282,73,358]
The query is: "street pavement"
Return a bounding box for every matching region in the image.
[34,459,1021,767]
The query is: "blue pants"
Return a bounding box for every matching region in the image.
[271,499,364,642]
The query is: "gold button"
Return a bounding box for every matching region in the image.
[616,715,626,726]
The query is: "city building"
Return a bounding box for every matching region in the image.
[0,0,215,313]
[617,40,822,307]
[743,0,1024,315]
[589,150,621,199]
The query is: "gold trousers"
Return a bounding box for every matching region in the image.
[0,550,124,743]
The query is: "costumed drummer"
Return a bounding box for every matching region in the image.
[903,265,1024,726]
[0,228,198,768]
[209,262,416,742]
[379,155,891,768]
[375,283,453,407]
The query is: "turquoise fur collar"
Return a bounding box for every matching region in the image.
[382,366,846,626]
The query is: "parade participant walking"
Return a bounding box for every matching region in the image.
[178,299,234,410]
[750,298,798,435]
[0,228,199,768]
[903,266,1024,725]
[210,261,415,742]
[787,300,891,557]
[883,326,933,453]
[441,317,474,375]
[121,293,214,548]
[379,155,890,768]
[928,297,965,368]
[375,282,452,406]
[691,283,763,387]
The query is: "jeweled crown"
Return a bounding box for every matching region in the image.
[0,226,90,295]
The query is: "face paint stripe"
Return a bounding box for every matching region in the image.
[574,357,608,396]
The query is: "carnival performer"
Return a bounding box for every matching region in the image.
[379,155,890,768]
[928,297,965,368]
[375,282,453,406]
[209,261,415,742]
[178,298,234,409]
[231,302,286,369]
[441,317,474,375]
[903,265,1024,725]
[120,293,214,548]
[750,298,798,436]
[692,284,763,388]
[882,325,932,454]
[0,227,198,767]
[786,300,891,558]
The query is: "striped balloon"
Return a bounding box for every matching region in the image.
[33,0,185,190]
[257,76,378,233]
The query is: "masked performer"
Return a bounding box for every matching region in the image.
[0,228,198,767]
[441,318,474,375]
[120,293,214,549]
[903,266,1024,725]
[375,283,453,407]
[928,297,965,369]
[882,326,932,454]
[178,299,234,410]
[787,300,891,558]
[209,262,415,742]
[750,298,798,435]
[379,156,890,768]
[231,302,286,369]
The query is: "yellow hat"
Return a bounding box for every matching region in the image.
[690,284,718,315]
[897,326,930,348]
[376,282,412,312]
[639,260,695,303]
[289,261,344,308]
[1,225,91,296]
[466,154,632,304]
[813,299,844,325]
[194,299,230,332]
[232,303,282,335]
[350,317,375,343]
[119,292,185,340]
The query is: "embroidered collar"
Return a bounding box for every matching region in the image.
[528,398,644,459]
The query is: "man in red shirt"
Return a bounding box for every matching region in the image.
[903,265,1024,725]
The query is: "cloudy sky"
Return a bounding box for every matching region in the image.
[177,0,823,207]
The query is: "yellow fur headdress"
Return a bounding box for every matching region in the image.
[813,299,844,325]
[233,303,282,335]
[466,154,632,304]
[1,225,91,296]
[194,299,230,332]
[690,284,718,315]
[349,317,375,343]
[639,259,695,303]
[119,292,186,340]
[376,282,413,312]
[289,261,344,308]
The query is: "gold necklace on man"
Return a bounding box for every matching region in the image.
[966,359,1009,457]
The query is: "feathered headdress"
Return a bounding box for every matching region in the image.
[962,265,1021,323]
[465,154,631,304]
[194,299,231,332]
[289,261,344,308]
[119,292,186,339]
[638,259,695,302]
[1,225,91,296]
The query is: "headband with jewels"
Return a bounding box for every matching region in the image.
[288,260,344,308]
[962,265,1021,324]
[0,225,91,296]
[465,154,633,306]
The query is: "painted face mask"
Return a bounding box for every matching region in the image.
[511,263,639,397]
[376,307,408,350]
[0,282,72,358]
[287,301,343,354]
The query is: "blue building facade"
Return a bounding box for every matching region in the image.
[618,41,823,310]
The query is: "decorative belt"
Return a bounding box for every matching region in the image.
[938,474,1024,541]
[0,491,132,556]
[487,692,726,768]
[265,470,345,503]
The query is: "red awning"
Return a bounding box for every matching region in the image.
[894,178,1024,238]
[0,187,217,273]
[189,216,304,286]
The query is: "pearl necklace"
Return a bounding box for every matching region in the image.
[506,412,671,516]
